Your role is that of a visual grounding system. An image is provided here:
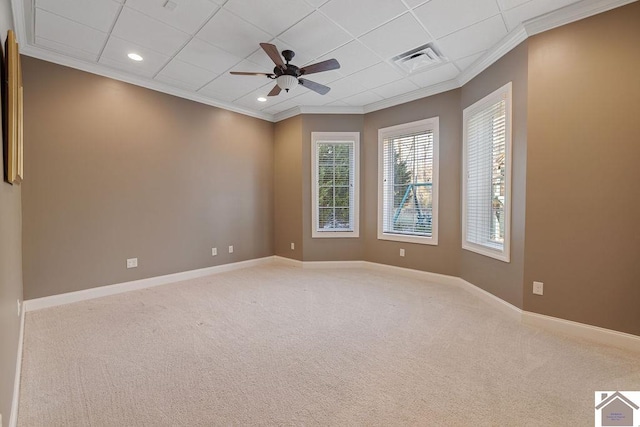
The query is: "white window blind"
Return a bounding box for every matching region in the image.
[312,132,360,238]
[378,118,439,245]
[463,82,512,262]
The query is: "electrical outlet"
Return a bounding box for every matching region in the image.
[126,258,138,269]
[399,248,405,257]
[228,245,234,254]
[17,300,21,317]
[290,242,295,250]
[212,247,217,256]
[533,281,544,295]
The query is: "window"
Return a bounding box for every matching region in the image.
[311,132,360,238]
[462,82,512,262]
[378,118,439,245]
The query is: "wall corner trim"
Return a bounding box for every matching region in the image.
[9,305,26,427]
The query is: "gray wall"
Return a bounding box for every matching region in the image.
[459,41,528,309]
[524,3,640,335]
[363,91,462,276]
[0,0,23,424]
[273,116,303,260]
[22,57,274,299]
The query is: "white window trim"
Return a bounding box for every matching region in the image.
[311,131,360,238]
[462,82,512,262]
[377,118,439,245]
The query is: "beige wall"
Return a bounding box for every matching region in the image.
[363,91,462,276]
[22,57,274,299]
[459,42,528,308]
[301,114,364,261]
[524,3,640,335]
[273,116,303,260]
[0,1,24,423]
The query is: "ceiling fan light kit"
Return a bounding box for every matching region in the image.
[276,75,298,92]
[230,43,340,97]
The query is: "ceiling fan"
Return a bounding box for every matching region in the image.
[230,43,340,97]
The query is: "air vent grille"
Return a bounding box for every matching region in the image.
[392,43,447,74]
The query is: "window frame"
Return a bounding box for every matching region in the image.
[311,131,360,239]
[462,82,513,262]
[377,117,440,245]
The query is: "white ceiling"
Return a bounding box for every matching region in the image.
[13,0,635,120]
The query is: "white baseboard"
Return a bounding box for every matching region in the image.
[9,304,25,427]
[522,311,640,354]
[23,254,640,354]
[24,256,275,312]
[273,256,639,353]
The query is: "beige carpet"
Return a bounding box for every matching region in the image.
[18,263,640,426]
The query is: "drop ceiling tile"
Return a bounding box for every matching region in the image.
[350,62,403,90]
[290,89,334,106]
[35,0,121,32]
[408,62,459,87]
[35,9,108,56]
[156,59,219,90]
[233,82,280,110]
[311,41,379,77]
[224,0,313,37]
[437,15,507,60]
[325,74,368,99]
[199,61,271,100]
[497,0,532,11]
[320,0,407,37]
[100,36,170,77]
[262,97,299,114]
[125,0,219,34]
[197,9,272,58]
[404,0,429,8]
[340,90,383,106]
[504,0,580,28]
[324,99,350,107]
[154,74,200,92]
[35,36,100,61]
[371,78,420,98]
[454,51,485,71]
[359,13,431,60]
[177,38,243,74]
[278,12,352,60]
[414,0,500,39]
[112,7,190,56]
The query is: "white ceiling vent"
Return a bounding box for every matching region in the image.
[392,43,447,74]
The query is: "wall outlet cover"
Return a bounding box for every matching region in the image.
[533,281,544,295]
[228,245,234,254]
[126,258,138,269]
[399,248,405,257]
[212,247,217,256]
[291,242,295,250]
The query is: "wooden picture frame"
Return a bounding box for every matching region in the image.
[3,30,23,184]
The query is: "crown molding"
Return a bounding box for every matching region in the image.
[456,25,528,87]
[362,79,460,114]
[523,0,638,36]
[20,45,275,122]
[11,0,636,122]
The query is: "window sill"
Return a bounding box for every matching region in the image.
[377,232,438,246]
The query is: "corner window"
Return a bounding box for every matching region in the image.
[462,82,512,262]
[378,118,439,245]
[311,132,360,238]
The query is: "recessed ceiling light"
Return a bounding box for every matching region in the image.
[127,53,143,62]
[257,97,267,102]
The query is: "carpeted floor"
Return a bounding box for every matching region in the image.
[18,264,640,426]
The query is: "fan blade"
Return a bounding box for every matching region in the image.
[260,43,285,68]
[300,58,340,75]
[299,78,330,95]
[230,71,273,77]
[267,84,282,97]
